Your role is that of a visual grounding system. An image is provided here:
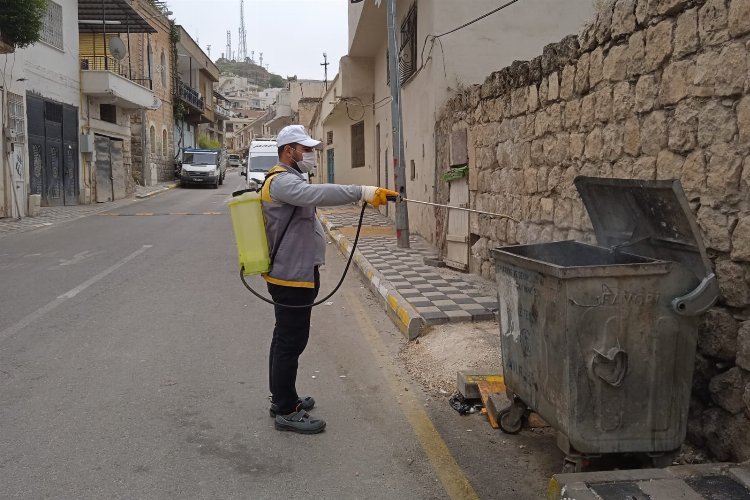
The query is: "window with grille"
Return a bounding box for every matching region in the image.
[100,104,117,124]
[8,93,25,143]
[399,3,417,84]
[326,130,333,145]
[41,1,64,50]
[351,121,365,168]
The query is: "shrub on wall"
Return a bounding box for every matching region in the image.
[198,135,222,149]
[0,0,47,49]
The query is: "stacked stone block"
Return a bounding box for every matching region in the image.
[435,0,750,461]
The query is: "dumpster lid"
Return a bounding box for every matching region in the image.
[574,177,713,280]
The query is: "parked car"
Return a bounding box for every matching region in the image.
[178,148,227,188]
[228,153,242,168]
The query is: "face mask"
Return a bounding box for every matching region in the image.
[295,151,317,173]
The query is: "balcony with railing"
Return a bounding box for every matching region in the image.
[177,80,204,112]
[80,55,155,109]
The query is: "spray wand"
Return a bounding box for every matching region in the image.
[239,196,517,309]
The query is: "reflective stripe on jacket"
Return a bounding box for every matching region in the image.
[260,164,362,288]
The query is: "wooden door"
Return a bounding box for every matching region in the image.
[445,178,469,271]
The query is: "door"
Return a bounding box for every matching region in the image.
[43,101,65,206]
[326,148,334,183]
[26,95,46,202]
[110,140,126,200]
[25,95,79,207]
[95,135,113,202]
[445,178,470,271]
[62,105,79,205]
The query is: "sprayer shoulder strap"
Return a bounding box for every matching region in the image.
[262,168,299,266]
[270,204,297,266]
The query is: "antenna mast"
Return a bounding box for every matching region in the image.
[238,0,248,61]
[226,30,232,61]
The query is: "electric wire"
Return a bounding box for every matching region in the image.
[239,202,367,309]
[416,0,522,77]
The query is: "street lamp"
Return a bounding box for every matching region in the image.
[350,0,409,248]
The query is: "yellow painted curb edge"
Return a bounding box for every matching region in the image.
[318,212,424,340]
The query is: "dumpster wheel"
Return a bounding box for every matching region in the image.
[498,401,527,434]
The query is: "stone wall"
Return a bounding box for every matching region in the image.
[435,0,750,461]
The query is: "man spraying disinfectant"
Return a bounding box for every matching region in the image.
[252,124,397,434]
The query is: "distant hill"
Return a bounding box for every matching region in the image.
[215,58,286,88]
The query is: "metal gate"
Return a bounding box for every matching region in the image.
[445,178,470,271]
[95,136,125,203]
[326,148,334,183]
[25,94,79,207]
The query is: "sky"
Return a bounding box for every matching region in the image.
[166,0,349,80]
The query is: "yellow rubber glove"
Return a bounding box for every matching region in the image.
[361,186,399,207]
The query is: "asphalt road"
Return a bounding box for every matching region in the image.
[0,173,562,499]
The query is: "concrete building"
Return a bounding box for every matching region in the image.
[312,0,595,238]
[78,0,159,201]
[128,0,174,185]
[173,25,220,153]
[1,0,82,217]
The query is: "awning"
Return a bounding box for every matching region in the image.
[78,0,158,34]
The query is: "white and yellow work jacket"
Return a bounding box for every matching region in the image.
[260,164,362,288]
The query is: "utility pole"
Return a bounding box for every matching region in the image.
[386,0,410,248]
[321,52,329,91]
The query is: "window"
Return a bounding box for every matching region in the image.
[399,3,418,84]
[162,129,168,156]
[410,159,415,180]
[149,126,156,154]
[40,1,64,50]
[8,93,25,143]
[160,51,167,88]
[326,130,333,145]
[351,121,365,168]
[100,104,117,124]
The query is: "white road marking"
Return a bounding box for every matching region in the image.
[0,245,152,342]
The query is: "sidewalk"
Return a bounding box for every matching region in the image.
[318,204,498,339]
[548,462,750,499]
[0,181,177,238]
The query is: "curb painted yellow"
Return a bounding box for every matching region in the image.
[345,290,479,500]
[546,477,561,499]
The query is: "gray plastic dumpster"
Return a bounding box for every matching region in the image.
[492,177,719,472]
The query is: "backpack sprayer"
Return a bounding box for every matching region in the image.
[228,187,517,309]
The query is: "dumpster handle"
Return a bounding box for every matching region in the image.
[590,347,628,387]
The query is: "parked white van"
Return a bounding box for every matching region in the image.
[241,139,278,188]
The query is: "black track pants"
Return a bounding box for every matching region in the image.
[266,268,320,415]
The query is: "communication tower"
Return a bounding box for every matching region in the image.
[238,0,248,61]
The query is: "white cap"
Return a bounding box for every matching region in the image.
[276,125,323,150]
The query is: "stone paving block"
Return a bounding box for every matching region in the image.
[416,305,441,314]
[421,311,450,324]
[433,299,458,307]
[471,311,497,321]
[445,309,473,321]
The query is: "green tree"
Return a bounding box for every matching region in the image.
[268,74,286,88]
[0,0,47,49]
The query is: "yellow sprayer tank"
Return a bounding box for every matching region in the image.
[228,190,270,276]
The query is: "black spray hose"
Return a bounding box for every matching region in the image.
[239,203,367,309]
